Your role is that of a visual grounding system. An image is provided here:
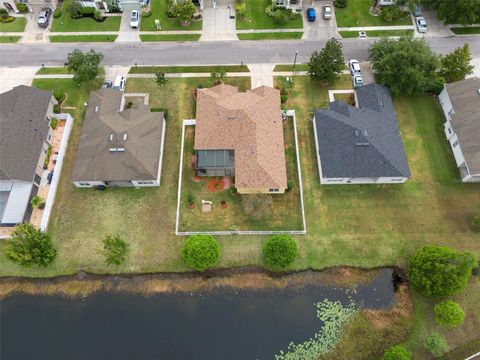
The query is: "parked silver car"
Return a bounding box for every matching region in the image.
[37,8,51,28]
[416,17,427,33]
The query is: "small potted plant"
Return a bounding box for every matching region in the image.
[187,194,196,209]
[31,195,46,210]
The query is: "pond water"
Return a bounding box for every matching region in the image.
[1,269,395,360]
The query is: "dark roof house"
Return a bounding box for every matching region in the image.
[313,84,410,184]
[71,89,166,187]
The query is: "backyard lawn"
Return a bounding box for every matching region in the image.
[0,17,26,32]
[177,118,304,232]
[51,7,121,32]
[335,0,413,27]
[140,0,202,31]
[236,0,303,30]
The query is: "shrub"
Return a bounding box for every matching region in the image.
[182,235,220,271]
[53,104,61,113]
[93,10,103,21]
[15,2,28,13]
[286,180,294,192]
[241,194,273,220]
[142,9,152,17]
[187,193,195,205]
[50,118,58,129]
[434,300,465,327]
[263,235,297,269]
[472,215,480,231]
[235,1,246,18]
[6,223,57,267]
[53,90,65,102]
[30,195,45,209]
[105,0,121,13]
[102,235,129,265]
[382,345,411,360]
[0,15,15,23]
[0,8,7,14]
[53,8,61,18]
[79,6,95,16]
[333,0,347,8]
[172,0,196,22]
[408,245,476,297]
[424,332,449,358]
[382,5,402,22]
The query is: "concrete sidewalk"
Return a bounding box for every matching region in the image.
[248,63,275,88]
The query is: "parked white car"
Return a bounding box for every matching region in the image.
[130,10,139,29]
[416,17,427,33]
[348,59,361,76]
[353,75,364,88]
[112,76,126,92]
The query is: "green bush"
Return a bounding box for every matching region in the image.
[472,215,480,231]
[424,332,449,358]
[0,8,8,14]
[102,235,129,265]
[15,2,28,13]
[263,235,297,269]
[53,8,61,18]
[333,0,347,8]
[30,195,45,209]
[0,15,15,23]
[381,5,402,22]
[79,6,95,16]
[265,5,299,25]
[53,104,61,114]
[434,300,465,327]
[50,118,58,129]
[382,345,411,360]
[6,223,57,267]
[235,1,246,18]
[182,235,220,271]
[408,245,476,297]
[53,90,65,102]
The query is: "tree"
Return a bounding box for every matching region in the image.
[422,0,480,25]
[439,44,474,83]
[434,300,465,327]
[382,5,402,22]
[423,332,449,358]
[308,38,345,85]
[102,235,129,265]
[65,49,104,84]
[370,37,442,95]
[172,0,196,24]
[262,235,297,270]
[6,223,57,267]
[408,245,476,297]
[382,345,411,360]
[182,235,220,271]
[241,194,273,220]
[155,72,169,87]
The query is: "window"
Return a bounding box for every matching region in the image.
[453,140,459,148]
[78,182,90,186]
[448,128,452,134]
[137,181,154,185]
[269,188,280,192]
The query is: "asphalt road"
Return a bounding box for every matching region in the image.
[1,37,479,66]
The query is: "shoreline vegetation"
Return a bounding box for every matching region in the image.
[0,266,388,299]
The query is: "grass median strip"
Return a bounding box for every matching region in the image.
[0,35,20,43]
[49,35,117,42]
[129,65,250,74]
[450,27,480,35]
[237,32,303,40]
[140,34,200,42]
[339,30,414,38]
[273,64,309,72]
[36,67,105,75]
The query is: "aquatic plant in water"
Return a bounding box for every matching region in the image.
[275,299,359,360]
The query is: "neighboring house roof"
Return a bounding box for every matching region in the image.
[71,89,164,182]
[445,77,480,175]
[314,84,411,179]
[194,84,287,189]
[0,85,54,182]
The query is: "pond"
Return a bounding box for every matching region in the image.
[1,269,396,360]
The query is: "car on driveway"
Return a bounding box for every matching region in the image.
[130,10,139,28]
[112,76,126,92]
[37,8,51,28]
[416,17,427,33]
[101,80,112,89]
[306,8,315,22]
[348,59,361,76]
[413,5,422,17]
[323,5,332,20]
[353,75,364,88]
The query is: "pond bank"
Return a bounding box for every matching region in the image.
[0,266,402,299]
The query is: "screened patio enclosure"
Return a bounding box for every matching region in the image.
[196,150,235,177]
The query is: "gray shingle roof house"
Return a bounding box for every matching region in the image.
[71,89,166,188]
[0,85,57,225]
[313,84,411,185]
[438,77,480,183]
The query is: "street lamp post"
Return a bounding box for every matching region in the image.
[293,50,299,71]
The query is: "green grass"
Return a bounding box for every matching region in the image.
[236,0,303,30]
[0,35,20,43]
[36,67,72,75]
[273,64,309,72]
[49,35,117,42]
[340,29,414,38]
[51,7,121,32]
[0,17,26,32]
[140,34,200,41]
[335,0,413,27]
[140,0,202,31]
[451,27,480,35]
[178,119,303,232]
[237,32,303,40]
[129,65,250,74]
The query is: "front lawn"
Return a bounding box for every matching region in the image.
[339,29,414,38]
[49,35,117,42]
[335,0,413,27]
[177,118,304,232]
[236,0,303,30]
[140,0,202,31]
[237,32,303,40]
[451,27,480,35]
[51,8,121,32]
[0,17,26,32]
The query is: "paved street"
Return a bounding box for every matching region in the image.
[1,37,479,67]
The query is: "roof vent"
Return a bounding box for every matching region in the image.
[227,115,237,120]
[94,106,99,113]
[362,129,368,136]
[355,142,370,146]
[123,133,128,141]
[354,130,359,136]
[117,147,125,152]
[109,134,114,141]
[109,148,117,152]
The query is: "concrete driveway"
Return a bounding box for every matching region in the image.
[302,0,339,40]
[115,11,140,43]
[19,12,49,44]
[415,11,454,38]
[200,0,237,41]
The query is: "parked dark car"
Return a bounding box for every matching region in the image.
[413,5,422,17]
[306,8,315,22]
[37,8,51,28]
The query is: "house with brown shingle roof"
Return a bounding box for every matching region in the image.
[194,84,287,194]
[439,77,480,183]
[71,88,166,188]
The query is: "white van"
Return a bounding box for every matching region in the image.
[112,76,126,92]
